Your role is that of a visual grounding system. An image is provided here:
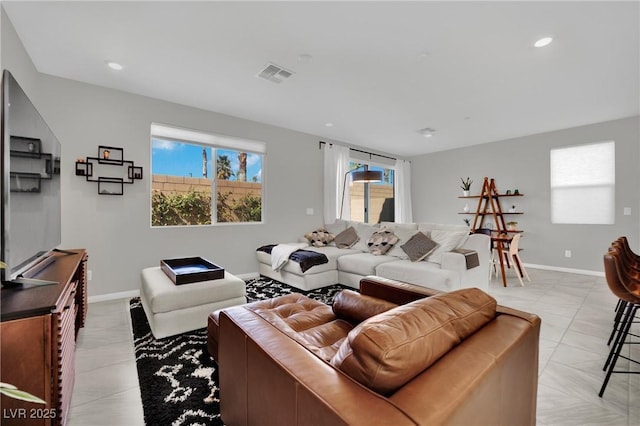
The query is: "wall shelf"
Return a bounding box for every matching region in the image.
[462,177,525,234]
[75,146,142,195]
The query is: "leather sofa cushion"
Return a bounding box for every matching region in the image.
[246,293,335,333]
[332,289,398,324]
[331,287,497,395]
[296,319,354,361]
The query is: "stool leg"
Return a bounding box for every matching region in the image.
[608,299,627,346]
[604,302,633,371]
[599,304,637,397]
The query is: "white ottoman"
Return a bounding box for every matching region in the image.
[140,266,246,338]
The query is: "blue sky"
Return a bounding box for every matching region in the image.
[152,138,262,182]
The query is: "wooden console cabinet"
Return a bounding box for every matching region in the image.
[1,249,88,426]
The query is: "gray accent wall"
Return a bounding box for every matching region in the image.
[4,7,638,296]
[2,9,330,297]
[411,116,640,274]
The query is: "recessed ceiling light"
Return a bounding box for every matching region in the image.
[298,54,313,64]
[534,37,553,48]
[106,61,124,71]
[325,122,334,127]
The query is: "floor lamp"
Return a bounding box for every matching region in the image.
[339,166,383,220]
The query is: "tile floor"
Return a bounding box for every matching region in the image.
[67,268,639,425]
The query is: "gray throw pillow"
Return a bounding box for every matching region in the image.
[334,226,359,249]
[401,231,438,262]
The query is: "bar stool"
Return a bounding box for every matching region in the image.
[599,249,640,397]
[606,238,640,345]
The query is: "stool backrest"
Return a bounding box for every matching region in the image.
[604,249,640,303]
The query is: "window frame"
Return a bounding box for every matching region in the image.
[347,158,395,224]
[150,123,266,227]
[550,140,615,225]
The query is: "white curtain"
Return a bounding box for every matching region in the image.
[323,144,351,224]
[394,159,413,223]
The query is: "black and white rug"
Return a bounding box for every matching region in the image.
[129,276,349,426]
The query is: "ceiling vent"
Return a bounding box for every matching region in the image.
[417,127,437,138]
[256,62,294,84]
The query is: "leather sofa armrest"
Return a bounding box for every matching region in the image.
[218,307,417,425]
[359,275,440,305]
[207,311,220,362]
[497,305,542,328]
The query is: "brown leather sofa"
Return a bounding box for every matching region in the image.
[208,276,540,425]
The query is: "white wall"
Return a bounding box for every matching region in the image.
[411,116,640,274]
[1,9,337,297]
[4,6,639,292]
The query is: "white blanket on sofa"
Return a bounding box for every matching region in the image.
[271,243,309,271]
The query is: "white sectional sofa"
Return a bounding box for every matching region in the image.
[257,220,491,293]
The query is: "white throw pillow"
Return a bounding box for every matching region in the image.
[325,219,348,236]
[425,230,469,264]
[351,222,380,252]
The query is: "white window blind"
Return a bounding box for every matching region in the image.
[550,141,615,224]
[150,123,266,154]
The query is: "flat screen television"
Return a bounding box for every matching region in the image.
[1,70,62,284]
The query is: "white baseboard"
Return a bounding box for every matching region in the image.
[87,272,261,304]
[86,266,603,304]
[523,263,604,277]
[88,289,139,304]
[236,272,260,280]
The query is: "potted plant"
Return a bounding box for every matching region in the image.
[0,382,46,404]
[506,221,518,231]
[460,177,473,196]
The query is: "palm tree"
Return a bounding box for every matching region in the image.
[237,152,247,182]
[217,155,234,180]
[202,147,208,178]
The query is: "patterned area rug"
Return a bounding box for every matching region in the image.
[129,276,350,426]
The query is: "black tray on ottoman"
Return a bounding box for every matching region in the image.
[160,257,225,285]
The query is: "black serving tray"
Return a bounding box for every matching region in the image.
[160,257,225,285]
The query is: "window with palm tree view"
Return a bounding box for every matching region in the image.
[151,132,263,226]
[348,162,394,224]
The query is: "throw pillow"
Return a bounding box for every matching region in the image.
[304,228,335,247]
[385,224,419,259]
[367,227,399,255]
[324,219,348,236]
[425,230,469,264]
[330,288,497,395]
[351,222,380,252]
[401,231,438,262]
[334,226,359,249]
